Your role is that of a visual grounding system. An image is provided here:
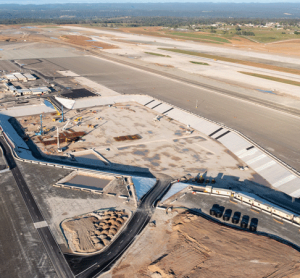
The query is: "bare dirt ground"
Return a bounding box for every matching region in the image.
[117,26,300,57]
[61,209,129,253]
[113,211,300,278]
[59,35,117,49]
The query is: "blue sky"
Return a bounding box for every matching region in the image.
[1,0,300,3]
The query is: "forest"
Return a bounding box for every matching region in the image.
[0,3,299,25]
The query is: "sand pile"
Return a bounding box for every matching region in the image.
[62,209,128,253]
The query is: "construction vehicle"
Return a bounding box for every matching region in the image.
[74,117,82,122]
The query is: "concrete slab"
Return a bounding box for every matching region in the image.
[161,182,189,202]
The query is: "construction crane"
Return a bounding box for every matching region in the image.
[62,119,70,131]
[57,126,62,152]
[59,105,64,123]
[35,114,43,136]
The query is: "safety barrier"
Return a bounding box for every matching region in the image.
[191,185,300,226]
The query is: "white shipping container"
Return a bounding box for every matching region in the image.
[204,186,212,193]
[293,216,300,225]
[234,193,255,205]
[271,207,294,220]
[212,188,232,196]
[252,199,272,212]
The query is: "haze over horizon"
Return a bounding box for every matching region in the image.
[1,0,300,4]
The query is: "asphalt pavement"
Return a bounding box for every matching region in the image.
[0,136,74,278]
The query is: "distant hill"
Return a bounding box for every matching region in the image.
[0,3,299,19]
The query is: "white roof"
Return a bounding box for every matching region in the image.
[38,86,51,91]
[5,74,17,79]
[13,73,26,79]
[17,89,31,93]
[22,73,36,79]
[30,88,44,93]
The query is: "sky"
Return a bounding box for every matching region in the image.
[1,0,300,3]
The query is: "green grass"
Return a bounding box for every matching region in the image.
[239,71,300,87]
[145,52,171,57]
[233,27,300,43]
[190,61,209,66]
[169,32,231,43]
[159,48,237,62]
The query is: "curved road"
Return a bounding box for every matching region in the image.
[65,176,172,278]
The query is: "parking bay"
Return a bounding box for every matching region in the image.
[173,192,300,247]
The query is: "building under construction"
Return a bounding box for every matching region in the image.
[37,129,86,146]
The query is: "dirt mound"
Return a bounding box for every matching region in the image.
[150,213,300,278]
[113,211,300,277]
[61,209,129,253]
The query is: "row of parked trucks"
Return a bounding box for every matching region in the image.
[199,186,300,225]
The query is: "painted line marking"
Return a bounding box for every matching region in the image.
[273,175,297,188]
[246,154,266,165]
[209,127,223,137]
[254,161,276,172]
[215,130,230,140]
[238,148,258,158]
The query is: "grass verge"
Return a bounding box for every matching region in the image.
[145,52,170,57]
[239,71,300,87]
[159,48,300,76]
[170,32,231,43]
[190,61,209,66]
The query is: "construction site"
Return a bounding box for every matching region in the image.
[15,100,260,181]
[61,209,129,254]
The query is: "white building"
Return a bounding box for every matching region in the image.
[5,74,18,82]
[30,88,44,95]
[8,85,16,92]
[16,89,32,95]
[13,72,27,82]
[23,73,36,81]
